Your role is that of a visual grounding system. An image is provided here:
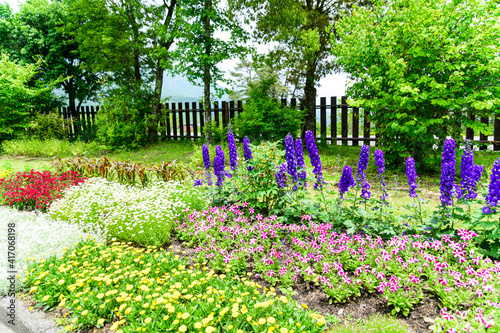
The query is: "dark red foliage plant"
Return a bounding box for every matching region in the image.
[0,170,86,212]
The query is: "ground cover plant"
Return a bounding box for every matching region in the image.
[22,238,328,333]
[0,169,86,211]
[0,207,104,294]
[49,178,207,246]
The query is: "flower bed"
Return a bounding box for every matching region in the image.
[0,170,86,211]
[23,238,327,333]
[49,178,207,246]
[175,204,500,332]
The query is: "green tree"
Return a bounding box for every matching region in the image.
[8,0,101,136]
[174,0,250,145]
[229,0,370,138]
[333,0,500,170]
[0,54,62,143]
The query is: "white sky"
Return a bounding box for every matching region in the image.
[3,0,348,99]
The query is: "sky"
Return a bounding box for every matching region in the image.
[3,0,349,99]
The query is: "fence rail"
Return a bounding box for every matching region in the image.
[60,97,500,150]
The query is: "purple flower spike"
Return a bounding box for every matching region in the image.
[305,130,324,190]
[339,165,356,198]
[484,159,500,214]
[440,139,456,207]
[243,136,254,171]
[357,145,370,182]
[406,157,418,198]
[214,145,226,186]
[374,149,388,201]
[295,138,307,187]
[285,134,298,185]
[275,163,288,189]
[227,124,238,171]
[202,144,212,186]
[460,145,483,200]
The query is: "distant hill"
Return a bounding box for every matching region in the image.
[55,73,230,106]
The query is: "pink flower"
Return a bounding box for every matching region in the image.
[267,270,275,277]
[223,254,231,263]
[279,267,287,276]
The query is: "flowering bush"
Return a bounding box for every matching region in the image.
[0,170,86,211]
[49,178,207,246]
[23,239,327,332]
[0,162,14,180]
[175,204,500,330]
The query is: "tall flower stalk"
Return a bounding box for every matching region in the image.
[275,163,288,193]
[374,149,388,204]
[305,130,324,190]
[214,145,226,187]
[202,144,212,186]
[227,124,238,171]
[440,139,456,207]
[483,159,500,214]
[355,145,371,204]
[295,139,307,187]
[339,166,355,199]
[243,136,254,171]
[284,134,298,188]
[406,157,423,226]
[460,142,483,201]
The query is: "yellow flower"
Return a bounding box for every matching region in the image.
[97,318,105,325]
[228,325,234,330]
[302,304,308,309]
[57,279,65,285]
[247,315,252,322]
[81,310,88,316]
[173,319,180,325]
[126,285,134,291]
[280,328,288,333]
[267,317,276,324]
[97,293,104,299]
[71,318,78,324]
[182,312,190,319]
[317,318,326,326]
[144,318,152,324]
[237,330,244,333]
[206,327,216,333]
[42,295,50,302]
[179,325,187,332]
[259,318,266,325]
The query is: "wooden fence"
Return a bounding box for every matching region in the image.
[60,96,500,150]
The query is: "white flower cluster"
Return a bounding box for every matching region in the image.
[49,178,206,247]
[0,207,104,294]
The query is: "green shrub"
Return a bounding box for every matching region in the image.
[28,111,71,139]
[233,77,303,142]
[95,88,155,150]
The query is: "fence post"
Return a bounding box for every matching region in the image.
[172,103,177,139]
[363,108,371,146]
[480,117,489,150]
[229,101,235,120]
[185,102,191,138]
[466,113,475,141]
[495,116,500,151]
[222,101,229,128]
[331,97,337,145]
[341,96,348,146]
[192,102,198,139]
[320,97,327,144]
[199,101,205,139]
[352,107,359,147]
[214,101,220,128]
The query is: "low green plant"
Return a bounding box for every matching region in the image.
[1,138,100,157]
[233,76,303,142]
[49,178,207,246]
[330,314,411,333]
[28,112,71,139]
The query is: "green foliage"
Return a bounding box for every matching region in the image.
[0,53,61,143]
[333,0,500,171]
[28,112,71,140]
[233,77,303,141]
[95,88,155,149]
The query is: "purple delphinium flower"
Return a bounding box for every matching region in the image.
[339,165,355,198]
[202,144,212,186]
[483,159,500,214]
[305,130,324,190]
[440,139,456,207]
[227,124,238,171]
[214,145,226,186]
[295,138,307,187]
[460,145,483,200]
[361,181,371,200]
[374,149,388,202]
[193,179,203,187]
[356,145,370,182]
[285,134,298,185]
[243,136,254,171]
[275,163,287,189]
[406,157,418,198]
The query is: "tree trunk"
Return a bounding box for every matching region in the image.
[66,78,80,137]
[204,0,212,145]
[301,63,317,139]
[150,60,164,143]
